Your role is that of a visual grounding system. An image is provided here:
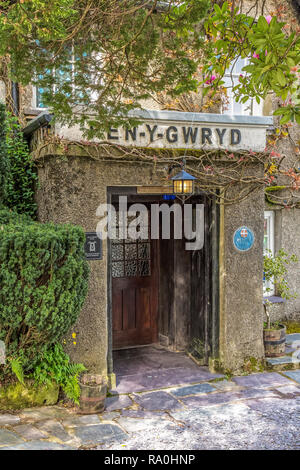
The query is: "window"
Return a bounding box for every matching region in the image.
[32,48,91,109]
[263,211,275,296]
[222,57,263,116]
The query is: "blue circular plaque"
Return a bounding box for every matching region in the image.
[233,226,255,252]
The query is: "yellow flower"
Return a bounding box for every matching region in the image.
[73,341,77,345]
[72,332,76,338]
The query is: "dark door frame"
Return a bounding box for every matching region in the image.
[106,187,220,377]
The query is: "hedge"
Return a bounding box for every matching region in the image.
[0,220,89,374]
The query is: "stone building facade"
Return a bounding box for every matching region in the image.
[0,0,299,382]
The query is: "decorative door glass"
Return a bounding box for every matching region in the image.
[111,211,151,278]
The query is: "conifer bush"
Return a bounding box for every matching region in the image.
[0,221,89,376]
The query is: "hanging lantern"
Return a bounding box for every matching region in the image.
[171,169,196,196]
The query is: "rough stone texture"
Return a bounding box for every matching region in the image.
[282,370,300,384]
[12,424,47,440]
[170,383,216,397]
[20,406,71,421]
[73,423,126,446]
[105,395,132,412]
[133,391,182,411]
[0,429,25,447]
[112,346,223,393]
[271,208,300,321]
[219,174,265,371]
[2,440,74,450]
[0,414,21,426]
[181,391,240,408]
[35,157,163,375]
[62,414,101,428]
[35,419,72,442]
[1,371,300,450]
[232,372,291,388]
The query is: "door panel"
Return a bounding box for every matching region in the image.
[112,207,158,349]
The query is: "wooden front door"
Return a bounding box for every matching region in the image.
[112,209,158,349]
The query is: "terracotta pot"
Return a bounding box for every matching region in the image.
[79,374,107,414]
[263,324,286,357]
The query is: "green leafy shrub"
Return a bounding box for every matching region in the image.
[0,221,89,376]
[32,344,86,404]
[0,206,33,225]
[264,249,298,329]
[0,104,9,204]
[4,113,38,217]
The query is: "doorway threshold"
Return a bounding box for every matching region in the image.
[111,345,222,394]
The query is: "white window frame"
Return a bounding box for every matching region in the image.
[222,57,263,116]
[263,210,275,296]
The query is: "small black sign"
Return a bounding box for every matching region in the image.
[84,232,102,260]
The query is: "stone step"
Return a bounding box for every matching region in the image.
[266,333,300,371]
[266,355,300,371]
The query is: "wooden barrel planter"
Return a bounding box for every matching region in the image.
[263,324,286,357]
[79,374,107,414]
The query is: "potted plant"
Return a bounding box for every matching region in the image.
[263,249,298,357]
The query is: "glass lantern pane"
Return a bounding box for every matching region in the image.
[174,180,183,193]
[183,180,193,193]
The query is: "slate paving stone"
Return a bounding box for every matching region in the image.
[105,394,132,411]
[0,414,21,426]
[121,409,166,419]
[133,391,182,411]
[12,424,47,440]
[73,423,126,446]
[117,415,172,433]
[237,388,278,400]
[35,419,72,442]
[233,372,292,389]
[266,356,300,365]
[20,406,71,421]
[100,411,121,422]
[282,370,300,383]
[170,383,216,397]
[286,333,300,345]
[0,428,25,447]
[62,414,101,428]
[212,380,241,392]
[112,367,224,393]
[2,440,75,450]
[274,384,300,396]
[181,391,240,408]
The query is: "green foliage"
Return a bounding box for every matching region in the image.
[0,103,9,204]
[10,357,25,385]
[3,113,38,217]
[0,221,89,376]
[264,249,298,300]
[0,206,34,225]
[32,344,86,404]
[203,2,300,124]
[264,249,298,329]
[0,1,210,137]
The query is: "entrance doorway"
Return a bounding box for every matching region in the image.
[107,189,219,375]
